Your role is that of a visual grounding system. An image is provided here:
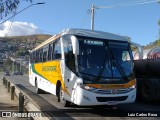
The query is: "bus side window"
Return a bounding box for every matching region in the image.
[48,44,52,61]
[39,49,43,62]
[53,40,61,59]
[36,50,39,63]
[52,43,55,60]
[33,52,36,63]
[63,36,76,73]
[43,51,47,62]
[43,46,48,62]
[66,44,76,73]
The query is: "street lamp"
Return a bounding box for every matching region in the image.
[0,2,45,24]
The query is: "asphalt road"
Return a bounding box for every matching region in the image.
[1,74,160,120]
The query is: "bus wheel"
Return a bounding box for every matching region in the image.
[59,85,70,107]
[35,80,41,94]
[140,79,155,102]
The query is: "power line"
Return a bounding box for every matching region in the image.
[89,0,160,30]
[0,2,45,24]
[97,0,159,9]
[97,0,150,8]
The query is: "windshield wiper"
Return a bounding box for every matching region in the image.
[95,57,109,82]
[95,47,110,82]
[110,50,129,82]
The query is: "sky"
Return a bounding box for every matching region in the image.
[0,0,160,46]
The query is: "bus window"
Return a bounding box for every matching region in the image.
[63,36,76,73]
[53,40,61,59]
[33,52,36,63]
[43,51,47,62]
[52,43,55,60]
[36,50,39,63]
[122,51,130,61]
[43,46,48,62]
[48,44,52,61]
[39,49,43,62]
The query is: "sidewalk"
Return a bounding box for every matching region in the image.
[0,76,28,120]
[0,77,18,111]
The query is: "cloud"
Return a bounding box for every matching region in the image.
[0,21,41,37]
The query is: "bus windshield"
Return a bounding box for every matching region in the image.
[78,37,134,83]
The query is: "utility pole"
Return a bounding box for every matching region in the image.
[12,60,14,73]
[89,1,157,31]
[20,59,22,72]
[90,4,110,31]
[91,4,95,31]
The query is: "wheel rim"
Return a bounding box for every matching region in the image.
[60,87,64,102]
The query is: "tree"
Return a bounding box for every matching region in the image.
[157,40,160,47]
[158,20,160,26]
[158,20,160,39]
[15,49,30,57]
[0,0,32,19]
[3,58,12,71]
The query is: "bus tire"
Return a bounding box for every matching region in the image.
[56,81,61,102]
[35,79,41,94]
[60,86,71,107]
[136,78,143,101]
[140,79,155,102]
[57,83,70,107]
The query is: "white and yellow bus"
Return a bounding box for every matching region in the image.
[29,29,136,107]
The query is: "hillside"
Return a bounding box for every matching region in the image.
[0,34,52,51]
[0,34,52,43]
[143,39,160,49]
[0,34,52,59]
[0,34,159,55]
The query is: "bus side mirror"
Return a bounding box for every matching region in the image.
[71,35,79,55]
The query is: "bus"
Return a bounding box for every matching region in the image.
[29,29,136,107]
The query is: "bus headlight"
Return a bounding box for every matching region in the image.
[78,83,96,91]
[129,84,136,91]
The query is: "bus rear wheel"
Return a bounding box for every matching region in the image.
[58,85,70,107]
[35,80,42,94]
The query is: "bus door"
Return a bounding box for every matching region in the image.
[61,35,77,100]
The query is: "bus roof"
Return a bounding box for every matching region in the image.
[32,28,128,51]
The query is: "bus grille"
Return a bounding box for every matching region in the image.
[93,88,131,94]
[96,96,128,102]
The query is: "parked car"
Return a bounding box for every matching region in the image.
[4,71,10,76]
[11,71,23,75]
[11,71,18,75]
[17,71,23,75]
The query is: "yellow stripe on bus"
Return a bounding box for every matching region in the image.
[33,60,70,96]
[86,79,136,90]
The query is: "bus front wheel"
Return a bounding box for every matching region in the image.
[35,79,42,94]
[57,84,70,107]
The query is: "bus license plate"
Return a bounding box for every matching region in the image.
[107,101,117,105]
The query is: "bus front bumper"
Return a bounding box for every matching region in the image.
[74,86,136,106]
